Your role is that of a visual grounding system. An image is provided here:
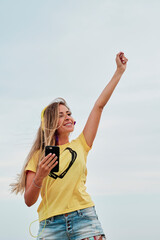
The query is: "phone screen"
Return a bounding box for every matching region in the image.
[45,146,60,172]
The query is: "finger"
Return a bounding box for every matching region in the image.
[48,156,58,167]
[50,160,58,170]
[122,57,128,64]
[45,154,57,166]
[48,158,58,169]
[119,53,127,62]
[116,52,124,63]
[40,154,56,168]
[118,52,124,59]
[117,52,124,56]
[41,153,53,164]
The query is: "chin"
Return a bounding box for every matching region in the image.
[68,127,74,133]
[60,128,74,135]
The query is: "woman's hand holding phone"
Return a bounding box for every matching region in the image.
[36,153,58,181]
[24,153,58,207]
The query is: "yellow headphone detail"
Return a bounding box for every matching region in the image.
[41,106,47,131]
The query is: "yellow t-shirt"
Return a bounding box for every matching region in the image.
[25,132,95,222]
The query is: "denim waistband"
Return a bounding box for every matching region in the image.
[46,206,95,222]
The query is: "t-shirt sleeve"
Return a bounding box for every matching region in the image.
[25,151,39,173]
[79,132,92,153]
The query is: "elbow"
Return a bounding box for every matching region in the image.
[98,105,104,111]
[94,102,104,112]
[24,193,34,207]
[25,201,33,207]
[24,198,32,207]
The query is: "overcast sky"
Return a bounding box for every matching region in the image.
[0,1,160,240]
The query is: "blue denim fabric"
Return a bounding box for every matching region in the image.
[37,206,105,240]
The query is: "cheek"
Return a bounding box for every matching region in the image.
[57,118,63,128]
[56,123,64,135]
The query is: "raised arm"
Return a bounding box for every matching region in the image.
[83,52,128,147]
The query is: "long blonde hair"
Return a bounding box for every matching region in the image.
[10,98,70,194]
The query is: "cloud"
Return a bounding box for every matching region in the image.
[86,170,160,196]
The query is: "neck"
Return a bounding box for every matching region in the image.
[57,133,69,146]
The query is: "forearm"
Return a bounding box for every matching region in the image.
[24,153,58,207]
[24,174,43,207]
[95,69,124,109]
[83,52,128,147]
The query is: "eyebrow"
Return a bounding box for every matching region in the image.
[59,110,71,114]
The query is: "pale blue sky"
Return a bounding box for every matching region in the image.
[0,0,160,239]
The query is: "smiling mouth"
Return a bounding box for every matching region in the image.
[64,122,73,126]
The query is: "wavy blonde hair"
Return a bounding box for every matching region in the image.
[10,98,70,194]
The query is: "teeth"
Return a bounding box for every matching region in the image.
[65,123,72,126]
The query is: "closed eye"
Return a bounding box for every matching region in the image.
[59,111,72,118]
[59,113,64,118]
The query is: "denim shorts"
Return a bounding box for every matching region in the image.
[37,206,106,240]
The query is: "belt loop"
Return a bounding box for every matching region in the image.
[51,216,54,222]
[77,209,83,216]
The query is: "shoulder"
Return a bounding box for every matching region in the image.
[25,150,40,173]
[72,132,92,153]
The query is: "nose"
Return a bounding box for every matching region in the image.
[64,114,70,121]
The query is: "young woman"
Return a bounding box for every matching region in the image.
[11,52,128,240]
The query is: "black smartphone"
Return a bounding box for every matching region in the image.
[45,146,60,172]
